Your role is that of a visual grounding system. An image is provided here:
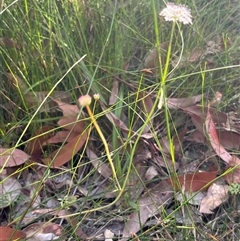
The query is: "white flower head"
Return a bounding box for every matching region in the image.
[159,2,193,25]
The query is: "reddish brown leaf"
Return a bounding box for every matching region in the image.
[32,209,88,239]
[205,106,235,164]
[0,226,26,241]
[53,99,80,116]
[167,168,218,192]
[58,117,85,133]
[42,129,90,168]
[25,125,53,157]
[186,130,206,144]
[0,148,30,167]
[42,131,79,145]
[217,130,240,150]
[183,105,227,130]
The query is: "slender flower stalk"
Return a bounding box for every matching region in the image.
[78,95,122,192]
[157,2,193,165]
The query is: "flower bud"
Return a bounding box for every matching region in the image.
[78,94,92,107]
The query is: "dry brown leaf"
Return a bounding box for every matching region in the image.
[58,116,85,133]
[167,167,218,192]
[25,125,54,157]
[172,47,204,68]
[199,183,229,214]
[205,106,237,164]
[103,108,132,134]
[167,95,202,109]
[0,226,26,241]
[42,131,79,145]
[53,99,80,116]
[183,105,227,130]
[42,129,90,168]
[145,166,158,181]
[0,148,30,167]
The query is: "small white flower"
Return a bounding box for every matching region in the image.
[93,93,100,100]
[159,2,193,25]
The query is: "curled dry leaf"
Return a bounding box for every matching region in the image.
[145,166,158,181]
[199,183,229,214]
[205,106,240,165]
[0,175,22,208]
[0,226,26,241]
[0,148,30,167]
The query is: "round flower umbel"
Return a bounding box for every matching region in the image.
[159,2,192,25]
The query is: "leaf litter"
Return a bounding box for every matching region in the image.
[3,87,240,240]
